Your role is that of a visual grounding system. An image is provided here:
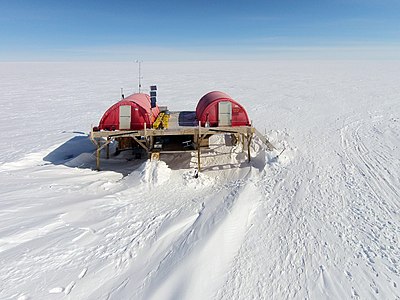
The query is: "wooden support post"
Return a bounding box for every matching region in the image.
[96,144,101,171]
[198,121,201,136]
[247,133,253,162]
[132,136,149,151]
[151,152,160,161]
[198,121,201,172]
[197,142,201,172]
[106,137,110,159]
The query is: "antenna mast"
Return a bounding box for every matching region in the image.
[135,59,143,93]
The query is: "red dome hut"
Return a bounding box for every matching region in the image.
[196,91,250,127]
[98,93,160,130]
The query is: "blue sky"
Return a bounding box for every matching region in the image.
[1,0,399,60]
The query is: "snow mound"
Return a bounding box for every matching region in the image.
[124,160,172,187]
[65,152,94,168]
[182,169,214,188]
[0,150,48,171]
[143,161,172,186]
[263,129,297,167]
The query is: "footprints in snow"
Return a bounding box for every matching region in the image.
[79,267,88,278]
[48,267,87,295]
[49,287,64,294]
[64,281,76,295]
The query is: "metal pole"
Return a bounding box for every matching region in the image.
[136,60,143,93]
[139,61,141,93]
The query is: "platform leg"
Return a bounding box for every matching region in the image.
[106,138,110,159]
[96,145,101,171]
[197,147,201,172]
[151,152,160,161]
[197,123,202,172]
[247,134,252,163]
[197,137,201,172]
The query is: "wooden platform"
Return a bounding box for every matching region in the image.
[90,111,266,171]
[91,125,254,138]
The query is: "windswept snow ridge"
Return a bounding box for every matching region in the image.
[0,61,399,299]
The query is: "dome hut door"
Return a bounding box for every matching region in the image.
[119,105,131,130]
[218,101,232,126]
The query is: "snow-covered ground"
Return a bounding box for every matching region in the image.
[0,61,399,299]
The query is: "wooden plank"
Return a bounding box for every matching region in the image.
[91,131,140,138]
[247,133,253,162]
[197,141,201,172]
[96,146,101,171]
[254,128,276,151]
[198,123,201,172]
[132,136,148,151]
[106,139,110,159]
[91,126,254,139]
[151,152,160,161]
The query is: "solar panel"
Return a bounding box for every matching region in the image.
[151,96,157,108]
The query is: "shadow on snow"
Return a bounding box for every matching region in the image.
[42,135,194,176]
[42,134,269,176]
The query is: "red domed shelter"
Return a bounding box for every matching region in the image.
[98,93,160,130]
[196,91,250,127]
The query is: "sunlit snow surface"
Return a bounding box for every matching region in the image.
[0,61,399,299]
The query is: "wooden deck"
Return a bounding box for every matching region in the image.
[90,111,272,171]
[91,125,254,138]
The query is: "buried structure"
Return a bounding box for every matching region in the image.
[91,88,275,171]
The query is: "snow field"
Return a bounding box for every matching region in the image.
[0,61,399,299]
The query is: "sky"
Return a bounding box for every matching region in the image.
[0,0,399,61]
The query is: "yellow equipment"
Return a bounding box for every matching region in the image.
[153,112,170,129]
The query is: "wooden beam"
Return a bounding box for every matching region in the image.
[91,138,113,170]
[90,125,255,139]
[247,133,253,163]
[132,136,149,151]
[197,143,201,172]
[151,152,160,161]
[198,122,201,172]
[106,137,110,159]
[149,136,154,150]
[96,145,101,171]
